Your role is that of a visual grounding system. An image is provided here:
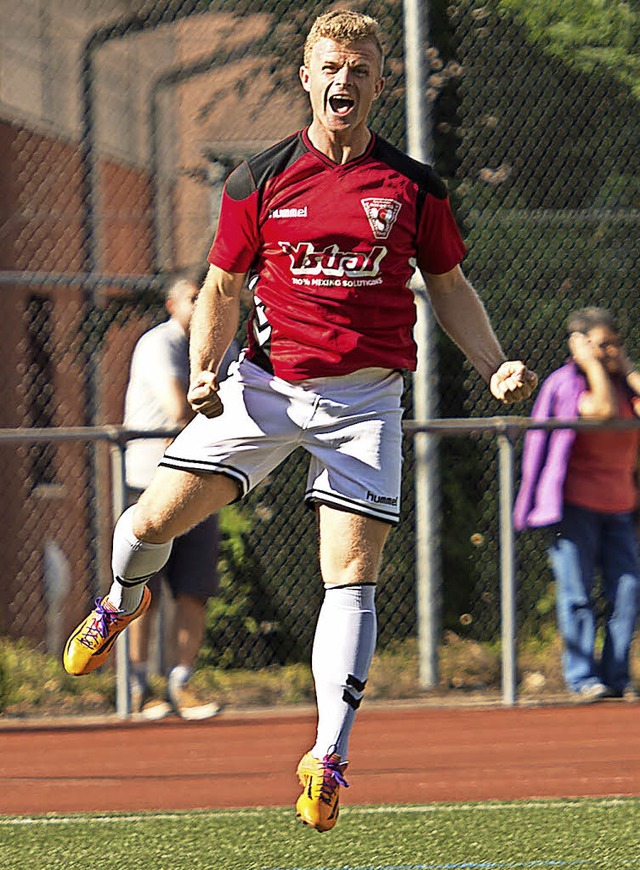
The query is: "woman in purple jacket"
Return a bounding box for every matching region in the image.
[514,308,640,701]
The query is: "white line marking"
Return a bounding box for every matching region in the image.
[349,798,634,814]
[0,797,636,826]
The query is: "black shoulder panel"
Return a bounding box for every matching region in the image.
[224,161,256,201]
[372,136,449,200]
[224,133,306,201]
[247,132,308,193]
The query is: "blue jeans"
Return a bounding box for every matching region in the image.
[548,503,640,693]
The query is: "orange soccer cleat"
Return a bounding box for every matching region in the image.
[295,750,349,832]
[63,587,151,676]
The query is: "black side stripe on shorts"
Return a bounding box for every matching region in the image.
[159,457,250,494]
[305,488,400,525]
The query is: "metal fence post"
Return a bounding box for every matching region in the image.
[498,429,517,706]
[403,0,432,162]
[412,287,441,689]
[404,0,440,689]
[110,436,131,719]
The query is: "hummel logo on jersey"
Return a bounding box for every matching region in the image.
[280,242,387,277]
[270,206,308,219]
[361,198,401,240]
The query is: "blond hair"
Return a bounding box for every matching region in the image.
[303,9,384,70]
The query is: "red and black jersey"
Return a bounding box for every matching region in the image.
[208,127,466,380]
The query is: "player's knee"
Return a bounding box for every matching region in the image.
[327,562,379,586]
[131,502,172,543]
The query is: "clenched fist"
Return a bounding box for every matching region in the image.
[188,371,223,418]
[490,361,538,404]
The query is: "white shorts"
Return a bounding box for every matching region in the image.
[161,356,404,524]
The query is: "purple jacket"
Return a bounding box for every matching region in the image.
[513,362,586,531]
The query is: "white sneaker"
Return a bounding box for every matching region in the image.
[131,685,171,721]
[168,683,221,721]
[574,682,607,703]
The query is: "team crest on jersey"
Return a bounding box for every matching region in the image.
[361,198,401,240]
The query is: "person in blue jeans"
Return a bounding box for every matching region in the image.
[514,307,640,702]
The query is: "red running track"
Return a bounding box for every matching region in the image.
[0,702,638,815]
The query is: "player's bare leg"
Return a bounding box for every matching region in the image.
[296,506,389,831]
[63,468,238,676]
[133,467,239,543]
[317,505,389,585]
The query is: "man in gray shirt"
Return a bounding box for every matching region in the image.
[124,275,236,720]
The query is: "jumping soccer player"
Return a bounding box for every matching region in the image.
[64,9,537,832]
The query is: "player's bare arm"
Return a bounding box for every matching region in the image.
[422,265,537,404]
[188,264,245,418]
[156,376,194,429]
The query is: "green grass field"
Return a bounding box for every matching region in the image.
[2,798,640,870]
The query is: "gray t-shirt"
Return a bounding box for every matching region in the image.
[124,318,190,489]
[124,318,240,489]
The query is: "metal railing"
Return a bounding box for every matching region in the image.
[406,415,640,705]
[2,415,639,716]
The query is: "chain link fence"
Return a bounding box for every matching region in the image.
[1,0,639,696]
[450,0,640,647]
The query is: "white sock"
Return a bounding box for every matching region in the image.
[108,506,173,613]
[168,665,192,694]
[311,583,377,761]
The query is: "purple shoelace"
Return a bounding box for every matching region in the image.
[77,597,121,649]
[319,754,349,803]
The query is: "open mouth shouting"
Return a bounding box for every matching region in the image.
[327,92,356,118]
